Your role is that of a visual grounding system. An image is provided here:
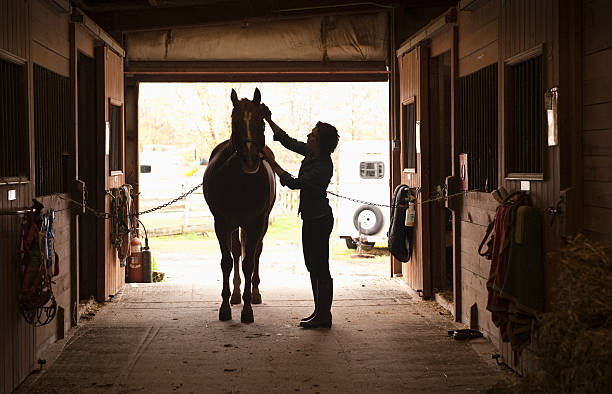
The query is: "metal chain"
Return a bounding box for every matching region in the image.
[53,194,111,219]
[54,181,476,219]
[137,182,203,215]
[326,188,480,209]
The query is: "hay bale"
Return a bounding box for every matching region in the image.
[492,234,612,393]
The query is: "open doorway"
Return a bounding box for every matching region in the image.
[136,82,390,284]
[428,51,453,307]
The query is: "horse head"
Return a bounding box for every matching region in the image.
[230,88,266,174]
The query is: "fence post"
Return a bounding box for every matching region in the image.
[183,196,190,232]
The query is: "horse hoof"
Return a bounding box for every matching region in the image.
[219,307,232,321]
[230,292,242,305]
[251,293,262,305]
[241,309,254,324]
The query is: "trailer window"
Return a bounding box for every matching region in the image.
[360,161,384,179]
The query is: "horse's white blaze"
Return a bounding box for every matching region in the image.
[243,111,253,142]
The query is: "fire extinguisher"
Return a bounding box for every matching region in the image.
[127,234,143,283]
[405,200,416,227]
[135,220,152,283]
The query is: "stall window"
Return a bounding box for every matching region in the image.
[109,101,123,173]
[402,100,417,171]
[0,58,28,180]
[459,63,499,192]
[506,54,543,178]
[34,64,69,196]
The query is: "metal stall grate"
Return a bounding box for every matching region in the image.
[508,56,543,175]
[34,64,69,196]
[459,63,498,192]
[0,58,28,179]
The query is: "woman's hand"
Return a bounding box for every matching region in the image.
[260,103,272,121]
[262,145,275,163]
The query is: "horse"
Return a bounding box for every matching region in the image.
[202,88,276,323]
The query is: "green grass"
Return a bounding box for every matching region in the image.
[149,231,219,254]
[149,214,390,264]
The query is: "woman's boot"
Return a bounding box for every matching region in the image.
[299,276,318,326]
[301,278,333,329]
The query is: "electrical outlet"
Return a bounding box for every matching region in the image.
[8,189,16,201]
[520,181,530,191]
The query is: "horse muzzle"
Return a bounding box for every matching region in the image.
[239,142,262,174]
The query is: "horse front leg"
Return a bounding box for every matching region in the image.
[251,240,263,305]
[215,222,234,321]
[241,222,266,323]
[230,229,242,305]
[251,216,269,305]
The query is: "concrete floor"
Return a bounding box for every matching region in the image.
[17,241,515,393]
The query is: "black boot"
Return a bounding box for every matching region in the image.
[301,278,333,329]
[299,276,318,326]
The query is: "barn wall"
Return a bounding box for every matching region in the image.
[0,0,73,392]
[0,1,126,392]
[455,0,500,350]
[497,0,562,372]
[0,1,34,391]
[582,0,612,241]
[395,0,579,374]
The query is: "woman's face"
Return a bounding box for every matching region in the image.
[307,126,320,154]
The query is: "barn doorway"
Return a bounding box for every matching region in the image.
[135,81,391,286]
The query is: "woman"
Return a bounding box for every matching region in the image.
[261,105,339,329]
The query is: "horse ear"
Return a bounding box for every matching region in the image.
[231,89,239,107]
[253,88,261,104]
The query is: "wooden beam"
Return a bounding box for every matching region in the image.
[89,3,391,33]
[128,73,389,83]
[396,8,456,57]
[125,60,388,75]
[71,8,125,58]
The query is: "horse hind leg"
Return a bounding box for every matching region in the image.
[230,229,242,305]
[251,240,264,305]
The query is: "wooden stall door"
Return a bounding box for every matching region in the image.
[398,45,431,298]
[428,51,453,299]
[78,52,98,300]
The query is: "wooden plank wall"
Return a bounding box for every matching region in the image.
[0,0,75,391]
[498,0,560,372]
[397,48,424,294]
[1,1,126,391]
[30,0,75,356]
[0,2,34,392]
[455,0,501,347]
[582,0,612,241]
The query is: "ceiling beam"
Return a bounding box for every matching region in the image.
[125,60,389,75]
[84,0,459,33]
[89,2,397,33]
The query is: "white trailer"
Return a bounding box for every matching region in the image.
[336,140,390,249]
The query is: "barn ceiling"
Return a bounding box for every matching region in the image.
[72,0,458,33]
